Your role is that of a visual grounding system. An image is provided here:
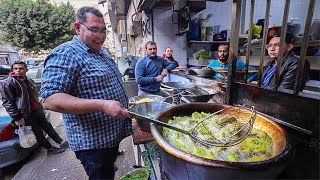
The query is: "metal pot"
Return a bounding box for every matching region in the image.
[128,102,173,132]
[150,103,293,179]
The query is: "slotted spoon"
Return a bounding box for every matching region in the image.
[128,106,256,147]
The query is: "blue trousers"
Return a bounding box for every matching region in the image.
[75,147,118,180]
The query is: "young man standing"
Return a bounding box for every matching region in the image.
[0,61,67,154]
[135,41,177,95]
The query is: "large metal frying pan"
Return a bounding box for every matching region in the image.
[161,81,195,90]
[182,87,216,102]
[192,69,216,77]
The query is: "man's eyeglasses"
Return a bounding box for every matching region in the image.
[79,23,107,35]
[218,50,228,53]
[266,43,280,50]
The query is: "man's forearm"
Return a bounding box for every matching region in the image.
[43,93,104,114]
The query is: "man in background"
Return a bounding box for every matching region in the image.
[0,61,67,154]
[135,41,177,95]
[163,47,179,67]
[262,33,310,90]
[208,43,258,81]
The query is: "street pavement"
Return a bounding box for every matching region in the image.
[12,111,136,180]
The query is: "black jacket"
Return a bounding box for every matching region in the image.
[0,76,40,121]
[262,52,310,91]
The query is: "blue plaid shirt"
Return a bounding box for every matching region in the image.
[40,36,132,151]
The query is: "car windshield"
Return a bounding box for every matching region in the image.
[26,69,39,79]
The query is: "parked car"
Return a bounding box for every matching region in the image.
[26,66,43,92]
[0,65,11,80]
[0,109,39,170]
[0,99,50,172]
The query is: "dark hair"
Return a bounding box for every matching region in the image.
[76,6,103,24]
[11,61,27,70]
[218,42,230,50]
[273,33,295,44]
[145,41,157,49]
[165,47,172,51]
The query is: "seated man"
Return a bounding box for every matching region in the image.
[262,33,310,91]
[135,41,177,95]
[208,43,257,81]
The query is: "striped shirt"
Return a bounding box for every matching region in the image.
[40,36,132,151]
[262,66,276,86]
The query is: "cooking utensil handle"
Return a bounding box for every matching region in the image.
[127,111,190,135]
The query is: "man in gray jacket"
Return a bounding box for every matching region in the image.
[262,33,310,91]
[0,61,67,154]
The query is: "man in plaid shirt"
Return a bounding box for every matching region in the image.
[40,6,132,179]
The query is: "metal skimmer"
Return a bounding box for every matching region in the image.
[128,106,256,147]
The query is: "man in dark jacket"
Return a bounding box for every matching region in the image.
[262,33,310,90]
[0,61,67,154]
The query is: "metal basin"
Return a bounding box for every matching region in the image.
[129,95,165,104]
[128,102,173,131]
[150,103,293,179]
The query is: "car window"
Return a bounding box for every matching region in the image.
[27,69,39,79]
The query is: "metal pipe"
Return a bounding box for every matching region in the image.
[226,0,242,105]
[275,0,291,91]
[258,0,271,87]
[240,0,247,34]
[293,0,315,94]
[244,0,255,83]
[151,10,154,41]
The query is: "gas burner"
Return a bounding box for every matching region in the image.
[160,88,194,104]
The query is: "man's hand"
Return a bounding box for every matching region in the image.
[156,75,164,82]
[161,68,168,77]
[101,100,131,119]
[15,118,25,126]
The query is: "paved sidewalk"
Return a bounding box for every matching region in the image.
[13,111,136,180]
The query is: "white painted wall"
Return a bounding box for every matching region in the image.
[153,3,188,67]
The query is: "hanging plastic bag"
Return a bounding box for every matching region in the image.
[18,126,37,148]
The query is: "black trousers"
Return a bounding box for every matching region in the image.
[75,147,118,180]
[25,108,63,149]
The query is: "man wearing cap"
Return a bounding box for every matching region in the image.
[262,33,310,90]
